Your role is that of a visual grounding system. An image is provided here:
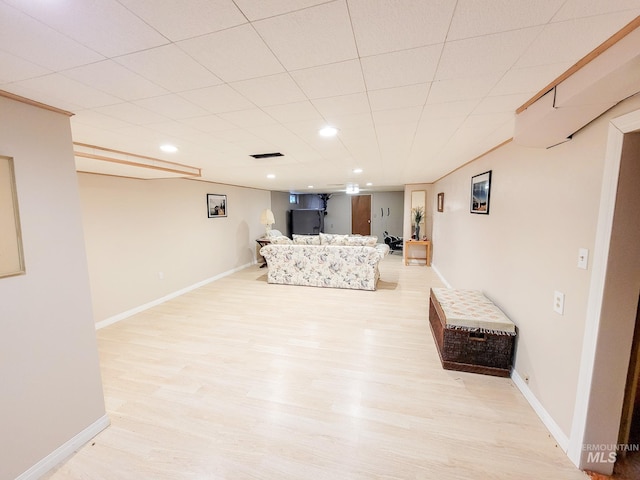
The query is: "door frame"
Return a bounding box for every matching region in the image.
[568,108,640,474]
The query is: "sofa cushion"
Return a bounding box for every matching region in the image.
[319,233,349,245]
[345,235,378,246]
[292,234,321,245]
[270,235,292,245]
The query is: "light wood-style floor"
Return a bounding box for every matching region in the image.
[44,254,588,479]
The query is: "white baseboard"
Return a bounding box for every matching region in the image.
[431,264,452,288]
[16,414,110,480]
[511,370,569,452]
[96,262,254,330]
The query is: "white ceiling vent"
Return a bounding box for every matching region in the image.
[514,24,640,148]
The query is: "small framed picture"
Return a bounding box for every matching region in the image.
[437,192,444,212]
[470,171,492,214]
[207,194,227,218]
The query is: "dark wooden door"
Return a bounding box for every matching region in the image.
[351,195,371,235]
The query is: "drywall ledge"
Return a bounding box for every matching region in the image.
[514,24,640,148]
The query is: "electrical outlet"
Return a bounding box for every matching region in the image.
[554,291,565,315]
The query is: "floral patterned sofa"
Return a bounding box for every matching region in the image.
[259,233,389,291]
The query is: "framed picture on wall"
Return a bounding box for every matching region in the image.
[437,192,444,212]
[470,171,492,214]
[207,194,227,218]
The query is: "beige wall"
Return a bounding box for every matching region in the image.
[0,97,106,479]
[78,174,270,323]
[431,95,640,444]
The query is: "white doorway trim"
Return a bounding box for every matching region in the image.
[568,108,640,473]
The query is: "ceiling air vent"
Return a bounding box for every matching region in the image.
[250,152,283,159]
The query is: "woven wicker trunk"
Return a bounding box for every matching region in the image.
[429,290,515,377]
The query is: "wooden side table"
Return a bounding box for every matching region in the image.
[256,238,271,268]
[404,240,431,266]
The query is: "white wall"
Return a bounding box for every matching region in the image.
[78,174,270,323]
[431,94,640,458]
[0,96,106,480]
[371,191,404,240]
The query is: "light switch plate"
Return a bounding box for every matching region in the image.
[578,248,589,269]
[554,291,565,315]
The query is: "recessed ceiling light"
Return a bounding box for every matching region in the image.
[267,174,276,179]
[366,182,373,186]
[353,168,363,174]
[160,144,178,153]
[308,185,314,189]
[318,126,338,137]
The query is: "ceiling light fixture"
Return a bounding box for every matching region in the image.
[267,174,276,179]
[353,168,363,174]
[318,126,338,137]
[160,144,178,153]
[366,182,373,186]
[308,185,314,189]
[346,183,360,195]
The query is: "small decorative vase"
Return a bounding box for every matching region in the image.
[415,225,420,240]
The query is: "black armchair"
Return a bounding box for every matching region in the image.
[383,231,403,254]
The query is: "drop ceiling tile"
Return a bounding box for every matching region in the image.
[64,60,168,101]
[361,44,442,91]
[368,84,430,111]
[145,121,206,142]
[427,75,499,104]
[290,60,366,99]
[0,51,50,84]
[311,93,371,118]
[134,94,210,120]
[118,0,247,41]
[372,106,423,127]
[436,27,542,80]
[180,115,237,133]
[218,108,279,128]
[490,63,569,96]
[473,93,532,114]
[94,103,169,125]
[553,1,640,21]
[253,1,357,71]
[349,0,456,56]
[321,112,373,130]
[0,3,104,71]
[5,0,168,57]
[263,101,324,123]
[179,84,255,114]
[281,119,328,138]
[71,110,135,130]
[230,73,307,107]
[462,112,514,130]
[515,12,639,68]
[178,24,284,83]
[2,83,84,112]
[114,45,223,92]
[420,100,479,121]
[233,0,329,21]
[447,0,564,40]
[10,73,121,109]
